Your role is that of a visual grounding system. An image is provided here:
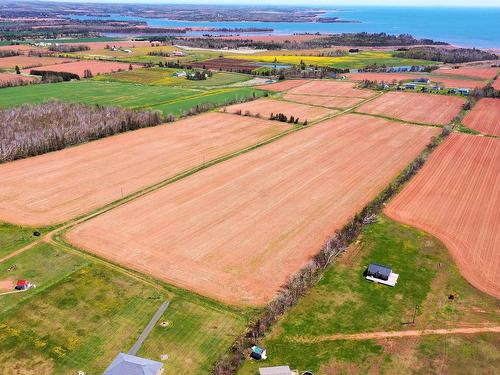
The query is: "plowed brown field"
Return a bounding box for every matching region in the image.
[357,92,464,125]
[348,72,419,82]
[493,79,500,91]
[0,113,290,226]
[0,56,73,69]
[347,72,485,89]
[22,60,138,77]
[66,114,439,306]
[283,93,364,108]
[74,41,151,49]
[256,79,310,92]
[287,80,375,98]
[463,98,500,136]
[434,67,499,80]
[222,98,336,122]
[431,77,485,89]
[385,134,500,299]
[0,72,36,84]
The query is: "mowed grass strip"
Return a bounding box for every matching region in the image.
[0,243,248,374]
[238,216,500,374]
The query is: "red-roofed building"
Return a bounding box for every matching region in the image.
[15,280,32,290]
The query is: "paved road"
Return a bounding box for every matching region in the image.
[128,301,170,356]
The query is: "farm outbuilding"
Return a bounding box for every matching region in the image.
[251,345,267,360]
[365,263,399,286]
[15,280,33,290]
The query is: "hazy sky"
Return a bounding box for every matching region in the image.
[49,0,500,7]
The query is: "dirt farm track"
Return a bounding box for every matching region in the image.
[385,134,500,299]
[66,114,439,306]
[0,113,289,226]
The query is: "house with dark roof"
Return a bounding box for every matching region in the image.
[365,263,399,287]
[104,353,163,375]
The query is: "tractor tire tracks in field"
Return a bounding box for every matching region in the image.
[0,90,383,268]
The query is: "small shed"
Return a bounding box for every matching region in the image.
[251,345,267,360]
[404,83,417,89]
[365,263,399,287]
[15,280,32,290]
[104,353,163,375]
[414,77,430,84]
[259,366,293,375]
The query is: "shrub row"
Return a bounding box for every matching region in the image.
[29,70,80,81]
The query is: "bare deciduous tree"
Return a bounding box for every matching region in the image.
[0,101,162,163]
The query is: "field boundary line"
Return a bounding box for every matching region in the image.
[286,326,500,343]
[353,110,444,128]
[132,88,230,110]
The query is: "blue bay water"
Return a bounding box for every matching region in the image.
[73,6,500,48]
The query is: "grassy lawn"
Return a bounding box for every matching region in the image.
[228,51,434,69]
[0,242,249,374]
[414,333,500,374]
[0,80,197,109]
[147,87,265,116]
[0,80,261,116]
[138,297,248,374]
[238,216,500,374]
[94,67,252,88]
[0,243,88,314]
[0,222,41,259]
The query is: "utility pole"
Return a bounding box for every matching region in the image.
[412,304,419,324]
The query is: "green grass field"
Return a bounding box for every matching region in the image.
[0,222,41,259]
[0,242,249,374]
[0,80,262,116]
[73,46,221,65]
[238,216,500,374]
[146,87,265,115]
[228,51,434,69]
[94,68,252,88]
